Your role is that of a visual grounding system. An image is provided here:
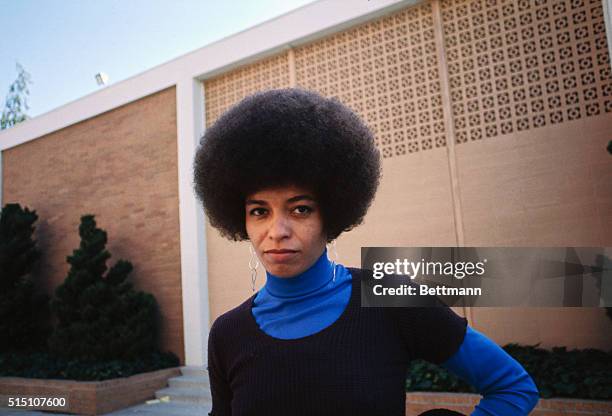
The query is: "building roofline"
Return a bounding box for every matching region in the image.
[0,0,418,150]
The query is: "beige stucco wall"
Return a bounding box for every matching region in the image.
[204,119,612,350]
[2,87,185,362]
[203,0,612,350]
[458,115,611,247]
[457,113,612,349]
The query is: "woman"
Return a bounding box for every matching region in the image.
[193,89,539,416]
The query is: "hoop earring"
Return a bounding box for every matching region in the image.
[327,241,338,282]
[249,245,260,292]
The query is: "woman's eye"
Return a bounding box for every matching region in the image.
[250,208,267,216]
[293,205,313,215]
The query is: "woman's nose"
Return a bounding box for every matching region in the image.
[268,214,291,240]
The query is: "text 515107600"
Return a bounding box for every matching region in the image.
[6,396,67,410]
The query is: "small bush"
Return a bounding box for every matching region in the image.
[504,344,612,400]
[406,344,612,400]
[49,215,160,361]
[0,351,179,381]
[0,203,50,352]
[406,359,474,393]
[0,212,179,381]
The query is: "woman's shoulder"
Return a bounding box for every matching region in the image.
[344,266,367,281]
[209,294,256,338]
[345,267,364,275]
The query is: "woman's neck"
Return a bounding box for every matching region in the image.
[264,249,334,298]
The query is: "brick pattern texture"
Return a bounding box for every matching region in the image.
[0,368,180,415]
[406,392,612,416]
[2,87,184,363]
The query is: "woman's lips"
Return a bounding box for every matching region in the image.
[264,249,298,263]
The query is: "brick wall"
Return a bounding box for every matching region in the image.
[2,87,185,363]
[406,392,612,416]
[0,367,180,415]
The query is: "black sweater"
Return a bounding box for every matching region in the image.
[207,268,467,416]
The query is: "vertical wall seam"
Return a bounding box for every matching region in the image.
[431,0,472,324]
[288,48,297,87]
[432,0,464,247]
[604,0,612,68]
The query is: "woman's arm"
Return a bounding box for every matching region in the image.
[384,288,537,415]
[207,323,233,416]
[442,326,539,416]
[207,363,232,416]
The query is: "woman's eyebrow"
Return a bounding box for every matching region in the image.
[287,195,315,203]
[245,199,267,206]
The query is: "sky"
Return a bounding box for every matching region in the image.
[0,0,314,118]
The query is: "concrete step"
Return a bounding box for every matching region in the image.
[168,375,210,389]
[104,401,211,416]
[155,387,212,405]
[180,366,207,377]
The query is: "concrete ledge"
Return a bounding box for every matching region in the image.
[0,367,181,415]
[406,392,612,416]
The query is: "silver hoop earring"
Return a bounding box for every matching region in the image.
[249,245,260,292]
[327,241,338,282]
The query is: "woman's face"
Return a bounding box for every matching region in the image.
[245,185,327,278]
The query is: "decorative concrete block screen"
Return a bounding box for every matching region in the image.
[204,2,448,158]
[294,3,447,159]
[442,0,611,143]
[203,0,610,157]
[204,54,291,127]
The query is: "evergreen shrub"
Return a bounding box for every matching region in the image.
[0,203,49,352]
[49,215,163,362]
[0,350,179,381]
[406,344,612,400]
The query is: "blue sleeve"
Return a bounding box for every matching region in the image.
[442,326,539,416]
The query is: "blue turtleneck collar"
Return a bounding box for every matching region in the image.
[253,248,353,339]
[264,249,334,298]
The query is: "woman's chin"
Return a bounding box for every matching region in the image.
[266,264,303,278]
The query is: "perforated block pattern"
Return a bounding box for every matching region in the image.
[441,0,612,143]
[294,2,447,158]
[202,0,611,155]
[204,53,290,127]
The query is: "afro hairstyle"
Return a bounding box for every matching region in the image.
[193,88,381,241]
